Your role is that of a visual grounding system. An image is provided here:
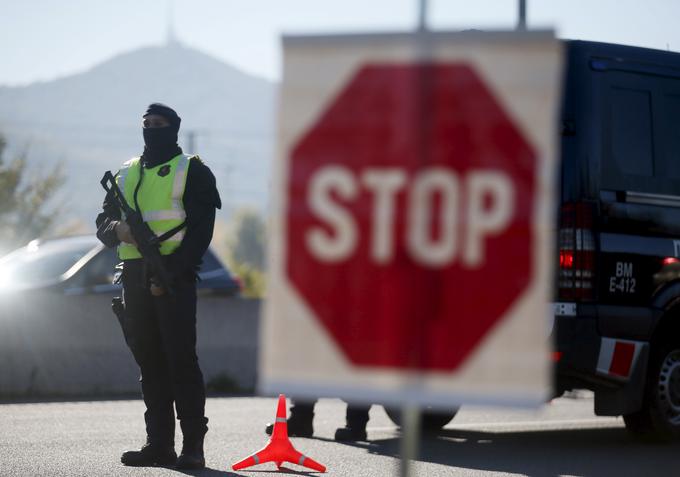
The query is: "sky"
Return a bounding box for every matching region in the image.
[2,0,680,86]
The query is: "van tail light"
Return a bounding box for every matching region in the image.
[558,201,596,301]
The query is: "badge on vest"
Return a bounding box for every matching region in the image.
[158,165,171,177]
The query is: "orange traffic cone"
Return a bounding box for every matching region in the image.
[232,394,327,472]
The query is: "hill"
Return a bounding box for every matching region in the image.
[0,40,277,229]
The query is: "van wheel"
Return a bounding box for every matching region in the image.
[383,406,458,432]
[623,341,680,441]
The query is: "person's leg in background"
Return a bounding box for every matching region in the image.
[266,399,316,437]
[335,403,371,441]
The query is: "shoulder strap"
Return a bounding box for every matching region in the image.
[155,220,187,243]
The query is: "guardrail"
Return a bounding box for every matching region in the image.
[0,293,261,398]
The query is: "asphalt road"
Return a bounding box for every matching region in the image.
[0,394,677,476]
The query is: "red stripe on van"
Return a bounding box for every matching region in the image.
[608,342,635,377]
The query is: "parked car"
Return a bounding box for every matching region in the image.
[0,235,241,296]
[0,235,255,397]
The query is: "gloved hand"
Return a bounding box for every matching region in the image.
[115,221,137,245]
[149,276,167,296]
[150,283,166,296]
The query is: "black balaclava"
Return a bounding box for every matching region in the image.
[141,103,183,167]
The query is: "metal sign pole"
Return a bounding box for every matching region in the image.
[399,403,422,477]
[402,1,428,475]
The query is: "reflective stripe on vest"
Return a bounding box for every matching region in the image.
[116,154,192,260]
[116,159,135,220]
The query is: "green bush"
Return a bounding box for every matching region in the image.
[230,261,266,298]
[0,135,64,255]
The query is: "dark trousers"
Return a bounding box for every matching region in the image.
[122,274,205,444]
[291,400,371,429]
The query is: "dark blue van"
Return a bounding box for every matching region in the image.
[553,40,680,440]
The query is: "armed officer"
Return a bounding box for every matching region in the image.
[95,103,221,469]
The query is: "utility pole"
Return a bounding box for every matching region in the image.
[167,0,178,45]
[185,130,197,154]
[517,0,527,31]
[417,0,428,32]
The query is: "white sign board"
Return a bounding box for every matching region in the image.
[260,30,563,408]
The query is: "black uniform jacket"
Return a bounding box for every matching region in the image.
[95,153,222,284]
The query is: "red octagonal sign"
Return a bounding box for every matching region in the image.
[286,64,537,371]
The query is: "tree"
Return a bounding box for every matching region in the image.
[227,207,266,270]
[0,135,64,255]
[226,207,267,298]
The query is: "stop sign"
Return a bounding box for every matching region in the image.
[286,63,537,371]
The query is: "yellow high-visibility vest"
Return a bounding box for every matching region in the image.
[116,153,193,260]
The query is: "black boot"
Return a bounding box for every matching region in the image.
[265,404,314,437]
[121,410,176,467]
[334,426,368,441]
[175,417,208,469]
[334,404,369,441]
[121,441,177,467]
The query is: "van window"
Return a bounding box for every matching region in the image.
[657,94,680,179]
[600,71,680,195]
[610,87,653,177]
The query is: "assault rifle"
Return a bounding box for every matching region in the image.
[100,170,177,295]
